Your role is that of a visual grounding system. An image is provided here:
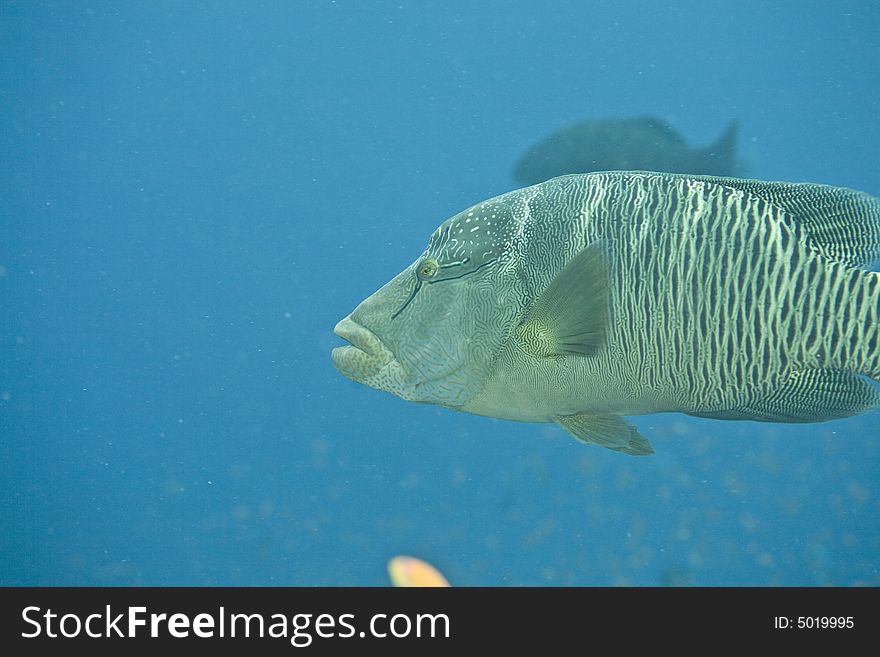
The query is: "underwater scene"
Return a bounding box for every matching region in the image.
[2,1,879,586]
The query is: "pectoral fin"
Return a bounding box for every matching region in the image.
[556,413,654,456]
[517,241,611,358]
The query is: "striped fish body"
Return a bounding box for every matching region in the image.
[334,171,880,455]
[462,173,880,444]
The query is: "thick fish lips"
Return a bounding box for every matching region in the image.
[331,316,397,384]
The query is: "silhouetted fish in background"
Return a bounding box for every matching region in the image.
[514,117,739,186]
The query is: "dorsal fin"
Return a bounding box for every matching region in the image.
[672,174,880,269]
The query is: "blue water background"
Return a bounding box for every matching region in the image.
[2,1,879,586]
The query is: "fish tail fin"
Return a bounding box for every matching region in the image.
[701,120,739,175]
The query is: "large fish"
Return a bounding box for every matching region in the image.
[513,118,738,186]
[332,172,880,455]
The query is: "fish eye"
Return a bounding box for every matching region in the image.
[417,258,439,280]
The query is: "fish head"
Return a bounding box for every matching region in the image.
[333,193,530,408]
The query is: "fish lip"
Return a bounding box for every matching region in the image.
[332,316,400,383]
[333,316,383,358]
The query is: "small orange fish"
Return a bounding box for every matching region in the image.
[387,556,450,587]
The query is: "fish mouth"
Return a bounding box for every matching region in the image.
[333,316,383,357]
[331,316,395,381]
